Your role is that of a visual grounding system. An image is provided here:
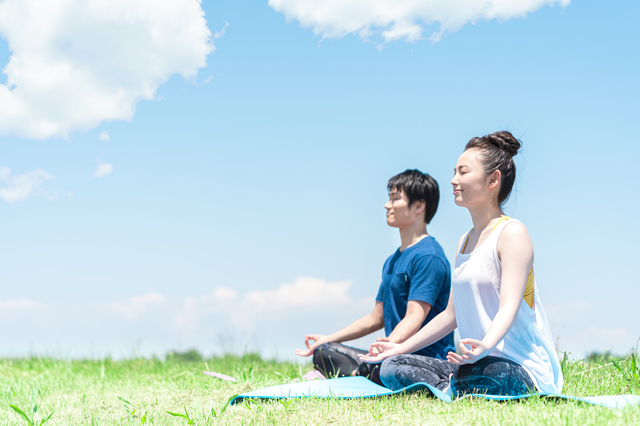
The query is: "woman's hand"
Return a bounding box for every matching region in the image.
[294,334,328,357]
[358,341,402,364]
[446,338,489,365]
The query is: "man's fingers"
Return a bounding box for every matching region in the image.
[304,336,313,349]
[295,348,312,357]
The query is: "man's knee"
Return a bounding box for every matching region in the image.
[312,343,335,366]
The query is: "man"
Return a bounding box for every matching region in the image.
[295,169,455,384]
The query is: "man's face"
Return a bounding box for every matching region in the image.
[384,188,416,228]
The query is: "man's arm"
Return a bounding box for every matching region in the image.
[295,302,385,357]
[377,254,447,346]
[384,300,431,343]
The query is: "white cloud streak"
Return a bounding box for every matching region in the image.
[93,162,114,178]
[0,0,215,140]
[98,131,110,142]
[3,283,638,360]
[0,299,45,310]
[268,0,570,46]
[0,166,56,203]
[109,292,166,320]
[213,21,229,39]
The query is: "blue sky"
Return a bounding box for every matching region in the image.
[0,0,638,359]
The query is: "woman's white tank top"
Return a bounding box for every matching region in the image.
[453,218,563,394]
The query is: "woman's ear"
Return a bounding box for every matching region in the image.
[488,170,501,190]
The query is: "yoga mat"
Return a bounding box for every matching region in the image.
[230,376,640,409]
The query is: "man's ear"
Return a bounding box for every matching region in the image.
[488,170,501,190]
[412,199,426,215]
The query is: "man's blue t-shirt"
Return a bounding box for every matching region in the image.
[375,236,455,359]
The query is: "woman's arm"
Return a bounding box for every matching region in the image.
[447,222,533,364]
[359,290,457,362]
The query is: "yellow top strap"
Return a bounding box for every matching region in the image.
[461,216,511,254]
[492,215,511,231]
[460,216,535,309]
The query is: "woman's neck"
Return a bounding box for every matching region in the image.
[468,203,504,232]
[399,222,428,252]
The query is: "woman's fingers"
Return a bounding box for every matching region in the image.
[459,341,473,355]
[459,338,482,347]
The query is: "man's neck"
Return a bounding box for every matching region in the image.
[399,222,428,252]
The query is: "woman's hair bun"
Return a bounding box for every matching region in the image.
[464,130,522,205]
[486,131,521,157]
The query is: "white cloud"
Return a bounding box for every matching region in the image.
[211,287,238,301]
[98,131,110,142]
[0,0,215,140]
[0,278,376,359]
[243,276,352,313]
[93,162,114,178]
[268,0,570,46]
[546,300,640,356]
[0,166,56,203]
[0,299,45,310]
[213,21,229,39]
[110,292,166,320]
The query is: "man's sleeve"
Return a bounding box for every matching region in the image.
[375,260,387,303]
[407,254,448,306]
[375,283,384,303]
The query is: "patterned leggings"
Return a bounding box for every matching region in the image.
[379,354,536,396]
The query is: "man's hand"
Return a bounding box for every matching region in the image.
[294,334,328,357]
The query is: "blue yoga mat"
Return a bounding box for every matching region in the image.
[230,376,640,409]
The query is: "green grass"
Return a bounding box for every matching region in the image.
[0,352,638,425]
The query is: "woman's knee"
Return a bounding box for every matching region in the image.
[379,355,414,390]
[452,356,535,396]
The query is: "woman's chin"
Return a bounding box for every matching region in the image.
[453,198,465,207]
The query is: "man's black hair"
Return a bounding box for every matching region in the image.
[387,169,440,224]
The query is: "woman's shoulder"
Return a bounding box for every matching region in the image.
[500,218,529,234]
[497,218,532,251]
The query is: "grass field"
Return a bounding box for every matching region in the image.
[1,351,639,425]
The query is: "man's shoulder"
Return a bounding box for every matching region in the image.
[410,237,449,264]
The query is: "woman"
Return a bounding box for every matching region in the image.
[359,131,563,397]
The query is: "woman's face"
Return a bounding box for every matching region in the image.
[451,148,495,208]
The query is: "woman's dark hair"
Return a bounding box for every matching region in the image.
[465,131,521,205]
[387,169,439,224]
